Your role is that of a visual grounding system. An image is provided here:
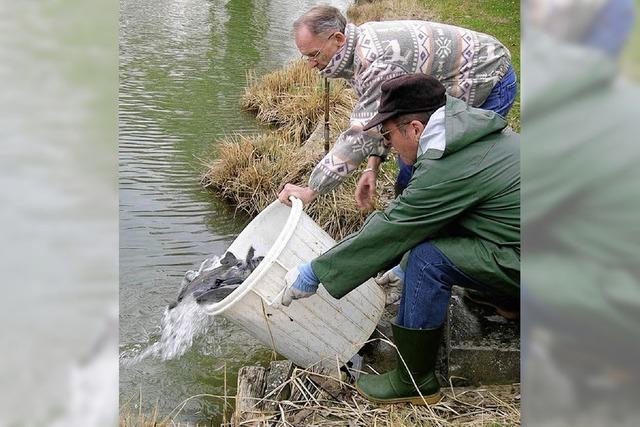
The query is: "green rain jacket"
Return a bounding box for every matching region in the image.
[311,96,520,299]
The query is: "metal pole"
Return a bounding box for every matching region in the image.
[324,77,330,154]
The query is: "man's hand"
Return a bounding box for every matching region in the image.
[278,184,318,207]
[355,171,377,210]
[375,265,405,287]
[281,263,320,307]
[355,156,381,210]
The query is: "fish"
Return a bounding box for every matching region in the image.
[194,247,264,304]
[168,247,263,309]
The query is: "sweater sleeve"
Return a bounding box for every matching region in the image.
[308,61,403,194]
[307,127,386,194]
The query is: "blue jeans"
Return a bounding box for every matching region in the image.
[397,241,494,329]
[477,65,517,119]
[396,66,517,193]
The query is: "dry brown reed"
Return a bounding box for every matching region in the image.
[227,364,520,427]
[307,174,377,240]
[201,131,395,240]
[347,0,437,25]
[202,125,397,240]
[120,365,520,427]
[119,394,197,427]
[242,60,356,144]
[202,132,318,215]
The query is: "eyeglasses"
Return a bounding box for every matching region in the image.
[301,33,336,62]
[379,122,411,142]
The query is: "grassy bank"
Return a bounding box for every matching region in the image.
[621,0,640,81]
[347,0,437,23]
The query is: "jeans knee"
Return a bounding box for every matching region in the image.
[408,241,445,268]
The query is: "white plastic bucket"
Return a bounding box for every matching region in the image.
[202,197,385,369]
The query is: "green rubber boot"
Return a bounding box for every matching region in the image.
[356,323,443,405]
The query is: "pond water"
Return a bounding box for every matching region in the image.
[119,0,351,423]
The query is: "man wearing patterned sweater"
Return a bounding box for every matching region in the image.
[278,5,516,208]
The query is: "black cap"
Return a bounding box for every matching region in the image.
[362,74,446,131]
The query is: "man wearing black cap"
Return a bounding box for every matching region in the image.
[281,74,520,405]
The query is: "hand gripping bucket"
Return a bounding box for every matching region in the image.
[201,197,385,369]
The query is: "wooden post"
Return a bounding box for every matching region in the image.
[233,366,266,426]
[262,360,295,412]
[324,77,330,154]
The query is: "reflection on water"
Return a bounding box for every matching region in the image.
[119,0,351,422]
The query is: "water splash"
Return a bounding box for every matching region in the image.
[122,297,212,366]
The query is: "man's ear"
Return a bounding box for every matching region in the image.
[409,120,425,141]
[334,31,346,46]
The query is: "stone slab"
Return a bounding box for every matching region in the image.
[440,287,520,386]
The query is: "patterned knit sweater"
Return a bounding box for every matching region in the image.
[309,21,511,194]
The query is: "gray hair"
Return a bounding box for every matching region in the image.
[293,5,347,37]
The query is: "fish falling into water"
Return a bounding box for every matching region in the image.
[168,246,264,310]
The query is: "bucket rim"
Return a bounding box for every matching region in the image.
[201,197,303,316]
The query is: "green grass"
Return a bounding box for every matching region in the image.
[418,0,521,131]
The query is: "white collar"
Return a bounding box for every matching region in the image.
[417,106,446,160]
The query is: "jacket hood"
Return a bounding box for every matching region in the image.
[422,95,508,160]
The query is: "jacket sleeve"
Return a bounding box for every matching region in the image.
[311,167,479,298]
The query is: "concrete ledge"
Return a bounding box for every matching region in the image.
[439,287,520,386]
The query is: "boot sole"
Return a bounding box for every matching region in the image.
[355,383,442,405]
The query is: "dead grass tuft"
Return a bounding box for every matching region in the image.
[120,364,520,426]
[202,133,316,214]
[242,60,356,144]
[201,131,395,240]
